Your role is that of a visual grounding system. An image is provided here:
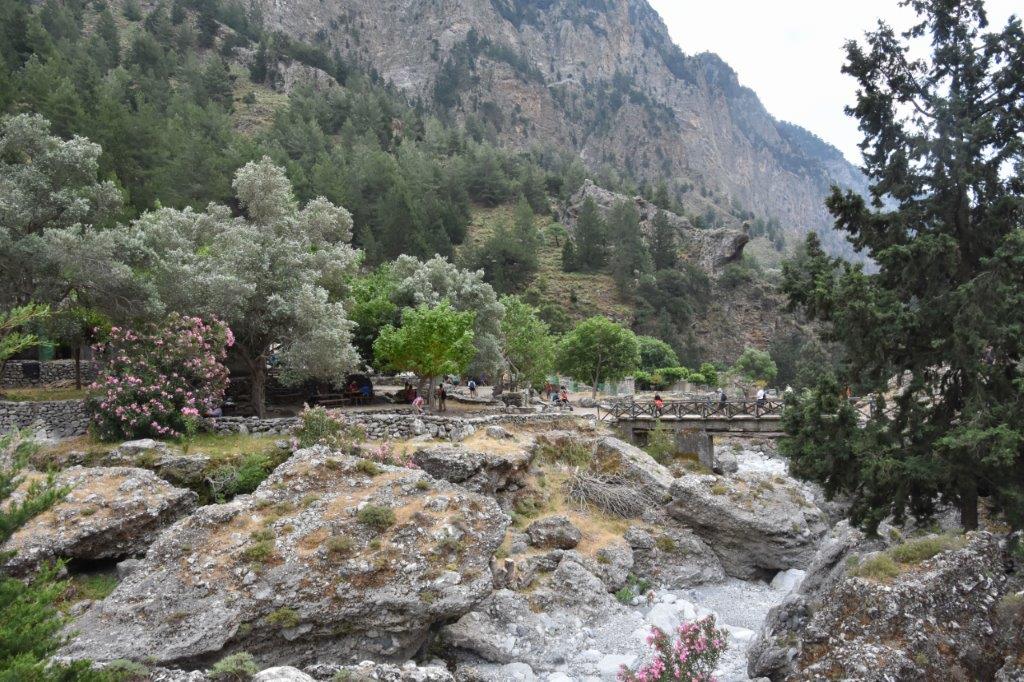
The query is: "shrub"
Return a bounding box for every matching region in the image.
[103,659,150,681]
[209,652,259,680]
[355,459,382,476]
[887,534,966,564]
[265,607,300,629]
[850,553,900,580]
[618,616,727,681]
[325,536,355,558]
[538,440,593,467]
[295,405,364,451]
[90,314,232,440]
[208,452,283,502]
[357,505,396,532]
[657,366,691,384]
[242,530,275,563]
[70,573,119,601]
[614,574,652,605]
[644,421,676,464]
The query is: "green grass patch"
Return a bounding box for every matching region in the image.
[849,553,900,581]
[70,573,119,601]
[265,607,300,629]
[537,440,593,467]
[209,652,258,680]
[887,533,967,564]
[0,386,92,402]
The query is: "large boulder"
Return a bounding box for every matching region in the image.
[411,444,532,497]
[100,439,212,486]
[667,472,828,579]
[525,515,581,550]
[592,437,673,502]
[624,524,725,588]
[749,531,1015,681]
[59,448,509,668]
[304,661,454,681]
[1,466,197,575]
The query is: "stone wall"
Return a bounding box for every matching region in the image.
[1,360,98,388]
[0,399,90,438]
[211,411,588,441]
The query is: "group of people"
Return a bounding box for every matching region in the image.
[543,382,573,410]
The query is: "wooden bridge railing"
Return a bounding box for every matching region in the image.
[598,398,786,422]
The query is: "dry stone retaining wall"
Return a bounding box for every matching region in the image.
[1,359,98,388]
[0,399,90,438]
[211,411,588,440]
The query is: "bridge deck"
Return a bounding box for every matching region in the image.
[598,398,785,422]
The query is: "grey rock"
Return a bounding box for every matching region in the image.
[59,448,509,667]
[526,516,581,550]
[485,425,512,440]
[625,524,725,588]
[667,472,828,579]
[412,445,533,497]
[1,466,196,575]
[592,437,673,502]
[304,661,453,681]
[253,667,315,682]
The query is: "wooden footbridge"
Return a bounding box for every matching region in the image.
[598,398,787,434]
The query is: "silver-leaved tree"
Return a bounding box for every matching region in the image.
[56,157,361,416]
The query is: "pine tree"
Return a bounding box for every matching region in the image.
[607,200,651,294]
[781,1,1024,532]
[574,197,608,271]
[650,210,677,270]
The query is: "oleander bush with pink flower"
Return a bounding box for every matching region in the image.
[90,314,232,440]
[619,616,727,682]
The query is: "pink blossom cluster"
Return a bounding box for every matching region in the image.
[364,440,419,469]
[90,314,232,440]
[618,616,726,682]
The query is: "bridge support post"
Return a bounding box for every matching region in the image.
[675,428,714,470]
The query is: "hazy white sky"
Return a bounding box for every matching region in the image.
[647,0,1019,166]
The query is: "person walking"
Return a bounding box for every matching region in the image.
[468,378,477,398]
[437,384,447,412]
[653,393,665,416]
[756,387,766,414]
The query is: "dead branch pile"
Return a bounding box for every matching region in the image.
[562,470,652,518]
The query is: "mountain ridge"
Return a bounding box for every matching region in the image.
[251,0,866,257]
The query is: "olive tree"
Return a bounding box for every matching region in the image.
[0,113,122,309]
[54,157,361,416]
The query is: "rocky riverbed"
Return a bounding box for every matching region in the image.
[5,419,1018,681]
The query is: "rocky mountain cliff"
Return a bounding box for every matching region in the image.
[252,0,867,257]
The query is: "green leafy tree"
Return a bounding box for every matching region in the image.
[557,316,640,399]
[730,347,777,386]
[780,1,1024,531]
[373,300,476,405]
[0,304,49,394]
[637,335,679,372]
[348,264,400,366]
[499,295,555,389]
[390,255,505,379]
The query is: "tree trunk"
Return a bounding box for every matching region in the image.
[249,362,267,419]
[959,481,979,531]
[428,376,436,409]
[74,346,82,390]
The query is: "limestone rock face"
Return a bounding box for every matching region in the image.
[304,661,454,681]
[1,466,197,575]
[59,448,509,668]
[563,180,748,271]
[624,524,725,588]
[248,0,868,261]
[592,436,674,502]
[667,472,828,579]
[411,444,532,497]
[750,531,1017,681]
[525,515,581,549]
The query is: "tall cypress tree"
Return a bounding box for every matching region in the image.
[574,196,608,271]
[781,0,1024,532]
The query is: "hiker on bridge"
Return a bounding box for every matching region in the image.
[756,387,766,412]
[717,387,727,408]
[653,393,665,416]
